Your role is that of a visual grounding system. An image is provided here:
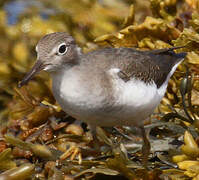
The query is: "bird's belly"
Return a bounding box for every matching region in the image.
[52,69,166,127]
[99,79,162,126]
[56,87,161,127]
[52,71,114,124]
[55,89,111,123]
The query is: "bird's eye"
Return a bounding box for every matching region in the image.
[57,43,68,55]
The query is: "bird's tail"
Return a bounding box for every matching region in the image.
[149,46,187,61]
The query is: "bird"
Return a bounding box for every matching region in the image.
[18,32,187,163]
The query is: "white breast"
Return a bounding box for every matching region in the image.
[52,67,169,127]
[52,68,108,120]
[107,68,166,126]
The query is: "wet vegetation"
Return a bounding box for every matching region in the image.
[1,0,199,179]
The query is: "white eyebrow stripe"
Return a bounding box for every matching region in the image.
[35,45,38,52]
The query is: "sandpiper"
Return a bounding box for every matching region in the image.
[19,32,187,162]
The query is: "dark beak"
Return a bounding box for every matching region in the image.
[18,60,44,88]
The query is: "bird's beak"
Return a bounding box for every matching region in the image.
[18,60,44,88]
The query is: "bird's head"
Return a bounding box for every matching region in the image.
[18,32,81,87]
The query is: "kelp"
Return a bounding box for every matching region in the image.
[1,0,199,179]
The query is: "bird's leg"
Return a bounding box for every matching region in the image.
[139,126,151,168]
[87,125,101,151]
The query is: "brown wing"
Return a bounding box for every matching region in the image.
[80,47,186,88]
